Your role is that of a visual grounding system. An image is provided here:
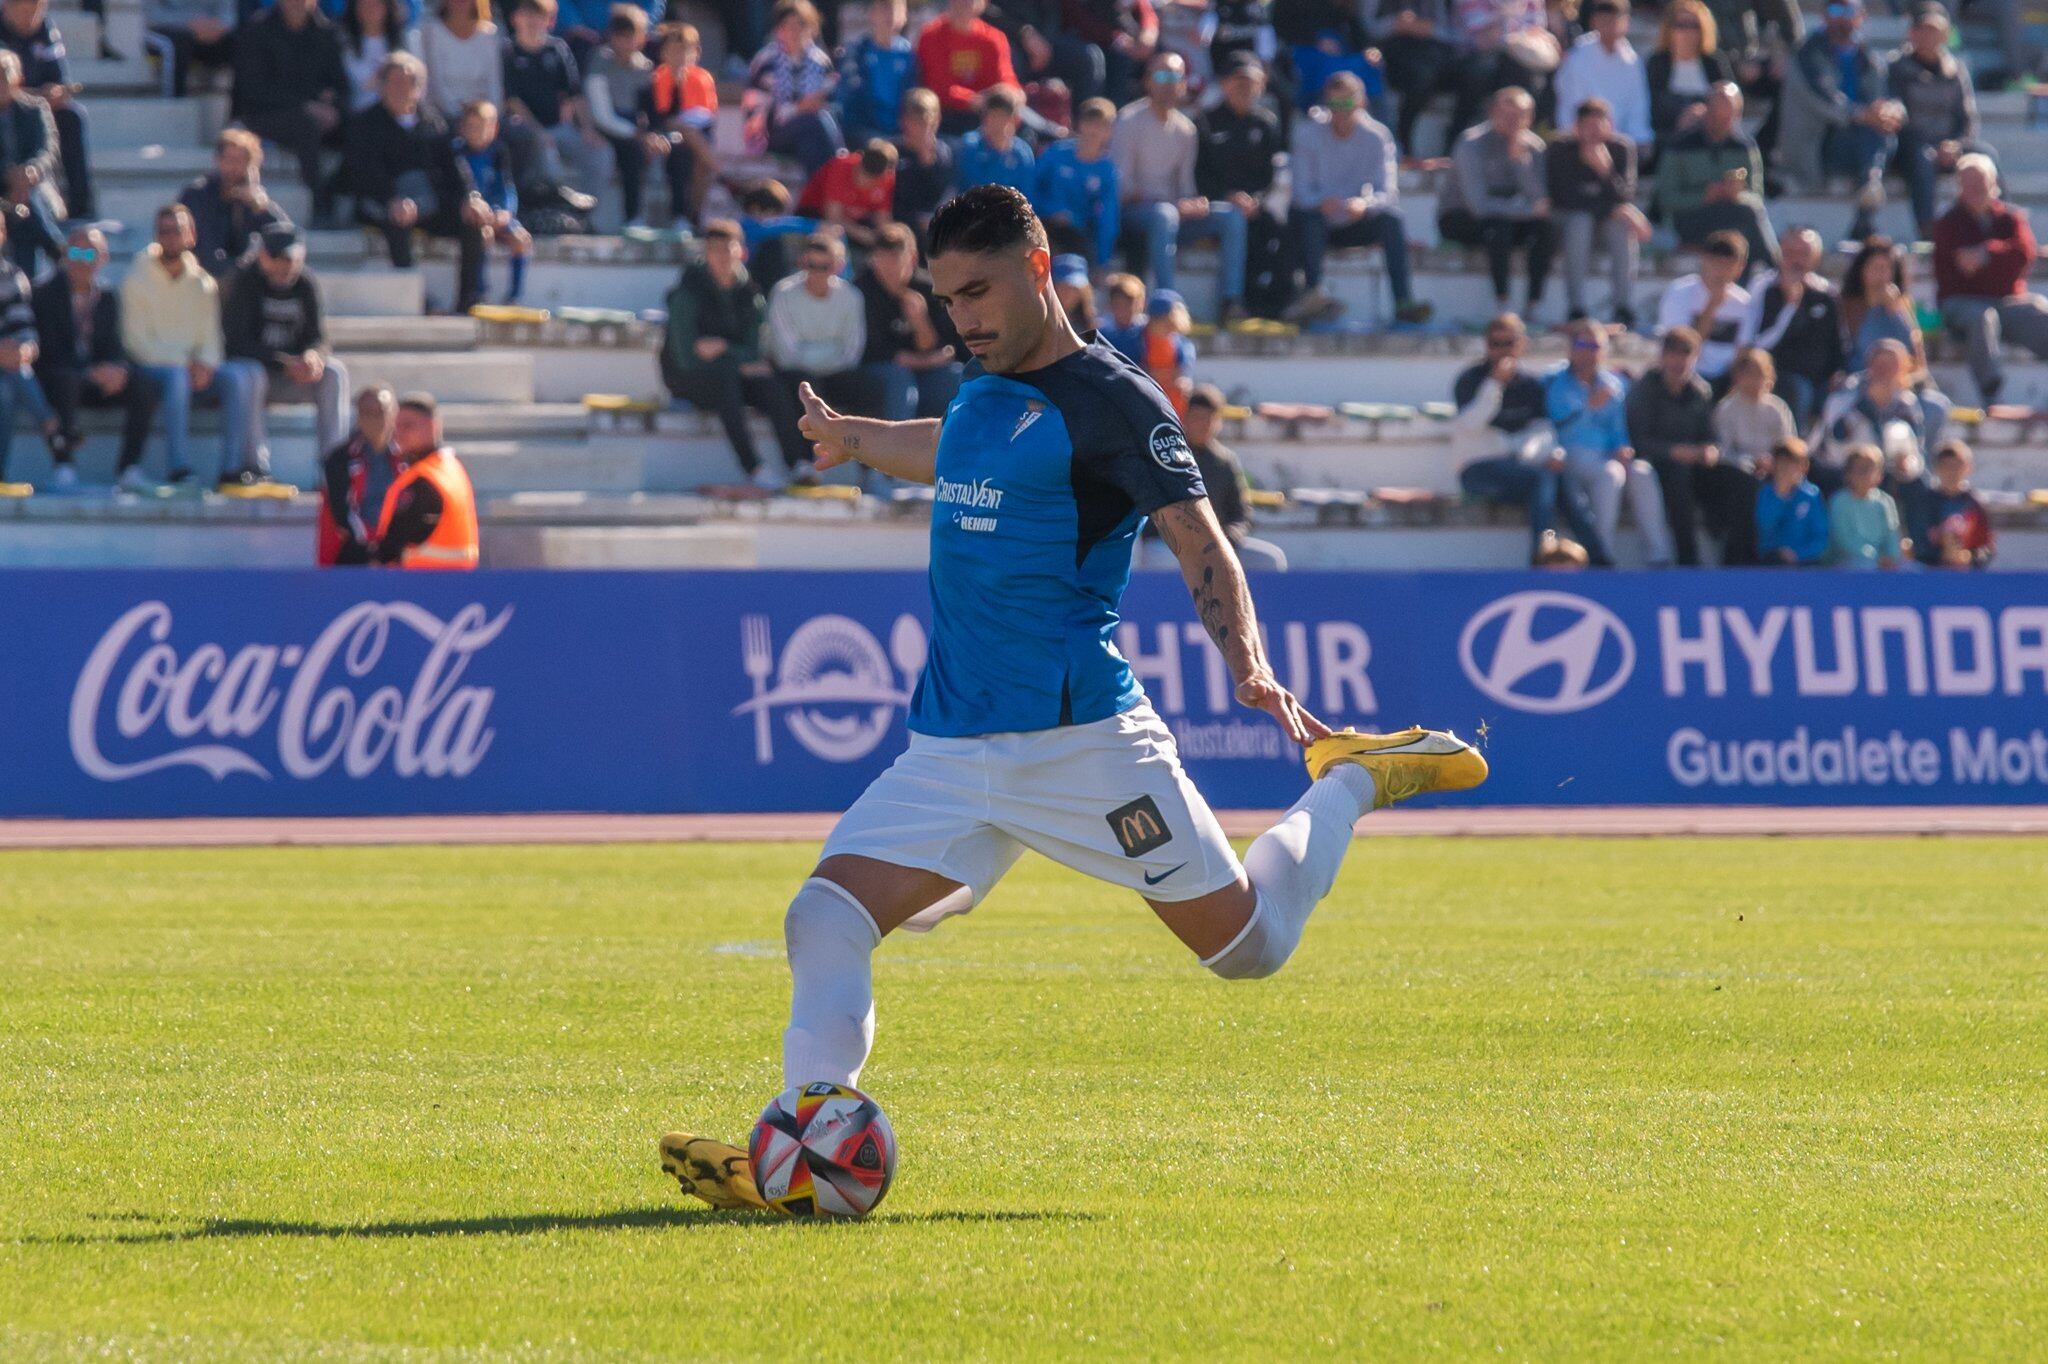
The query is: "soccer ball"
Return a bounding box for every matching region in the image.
[748,1081,896,1218]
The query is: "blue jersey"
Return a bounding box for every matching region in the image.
[909,336,1207,737]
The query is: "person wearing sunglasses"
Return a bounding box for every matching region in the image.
[1285,71,1430,326]
[30,224,163,493]
[1111,51,1250,327]
[1782,0,1899,228]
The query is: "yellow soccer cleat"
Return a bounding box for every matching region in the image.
[1304,727,1489,810]
[658,1132,766,1211]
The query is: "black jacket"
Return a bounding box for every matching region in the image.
[30,273,121,371]
[222,259,326,368]
[1752,272,1846,388]
[662,260,767,382]
[178,173,291,278]
[1195,101,1283,201]
[232,6,350,119]
[1545,135,1635,217]
[0,17,73,88]
[0,92,60,212]
[1625,371,1717,464]
[344,103,457,206]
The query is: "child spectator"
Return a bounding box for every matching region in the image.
[737,177,818,285]
[891,87,952,240]
[450,101,532,304]
[504,0,607,202]
[1655,229,1749,387]
[1140,287,1194,416]
[1711,345,1795,474]
[0,205,58,486]
[838,0,916,143]
[1915,438,1994,568]
[583,4,659,226]
[1754,437,1828,564]
[916,0,1017,134]
[645,23,719,222]
[1034,96,1120,266]
[1101,271,1146,363]
[1826,442,1902,568]
[747,0,842,175]
[957,85,1034,194]
[797,138,897,249]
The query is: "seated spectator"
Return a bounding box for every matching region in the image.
[346,54,484,311]
[748,0,842,175]
[1552,0,1652,149]
[218,224,351,485]
[1052,252,1097,328]
[1113,52,1248,325]
[1036,96,1120,266]
[1194,56,1285,314]
[1547,96,1650,326]
[1826,442,1902,567]
[1181,383,1286,569]
[375,392,479,568]
[1453,312,1608,564]
[1704,0,1801,169]
[1645,0,1732,152]
[179,129,289,279]
[33,224,160,492]
[1276,0,1385,115]
[0,0,92,221]
[1287,71,1426,326]
[798,137,897,249]
[1783,0,1898,237]
[583,4,659,225]
[1754,436,1828,563]
[149,0,239,98]
[231,0,349,227]
[626,23,714,225]
[342,0,418,114]
[420,0,501,122]
[957,84,1035,194]
[1913,437,1992,567]
[0,50,66,277]
[1377,0,1462,156]
[661,219,790,486]
[891,87,953,239]
[319,384,404,565]
[839,0,916,144]
[1738,224,1843,425]
[736,177,816,285]
[1439,87,1556,322]
[119,203,221,488]
[1711,345,1797,474]
[0,208,56,488]
[762,232,865,482]
[1547,319,1668,565]
[449,101,531,304]
[1057,0,1155,106]
[917,0,1017,134]
[1839,234,1925,373]
[1655,81,1775,272]
[1933,155,2048,406]
[1656,229,1750,387]
[855,221,961,427]
[1888,3,1983,238]
[1101,270,1145,360]
[1811,337,1934,490]
[984,0,1066,97]
[1627,323,1753,563]
[552,0,646,65]
[1446,0,1557,138]
[505,0,607,204]
[1139,287,1194,414]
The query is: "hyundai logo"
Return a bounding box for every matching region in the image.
[1458,591,1635,714]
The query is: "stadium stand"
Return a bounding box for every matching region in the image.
[1,0,2046,568]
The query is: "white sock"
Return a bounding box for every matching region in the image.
[1206,764,1373,979]
[781,877,879,1088]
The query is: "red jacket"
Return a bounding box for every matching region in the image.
[797,150,894,221]
[1931,199,2037,303]
[915,17,1017,112]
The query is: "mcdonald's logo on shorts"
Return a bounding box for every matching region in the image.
[1106,795,1172,858]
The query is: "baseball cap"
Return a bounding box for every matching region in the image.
[259,222,303,257]
[1221,51,1265,78]
[1051,253,1090,288]
[1146,288,1184,317]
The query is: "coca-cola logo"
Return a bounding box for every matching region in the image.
[70,600,511,782]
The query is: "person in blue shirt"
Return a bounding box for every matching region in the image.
[1032,96,1120,266]
[1546,318,1670,566]
[1756,436,1831,564]
[836,0,916,143]
[449,101,532,306]
[955,83,1034,193]
[655,184,1488,1215]
[1100,269,1146,363]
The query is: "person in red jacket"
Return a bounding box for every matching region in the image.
[796,138,898,248]
[1933,153,2048,405]
[915,0,1017,134]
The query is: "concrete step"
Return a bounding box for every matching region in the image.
[326,313,480,350]
[73,53,157,93]
[457,438,645,494]
[317,269,424,318]
[85,95,211,151]
[336,349,536,403]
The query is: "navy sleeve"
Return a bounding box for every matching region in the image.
[1068,353,1208,514]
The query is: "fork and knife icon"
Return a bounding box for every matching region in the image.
[739,614,927,764]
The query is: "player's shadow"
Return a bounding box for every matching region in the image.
[29,1207,1093,1244]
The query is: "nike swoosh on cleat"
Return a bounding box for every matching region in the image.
[1142,863,1187,886]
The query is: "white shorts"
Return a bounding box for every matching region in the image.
[819,700,1243,931]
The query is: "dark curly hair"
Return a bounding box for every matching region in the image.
[926,184,1048,261]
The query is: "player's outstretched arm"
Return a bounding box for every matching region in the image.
[1152,498,1332,746]
[799,382,942,485]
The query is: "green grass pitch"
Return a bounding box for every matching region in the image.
[4,837,2046,1360]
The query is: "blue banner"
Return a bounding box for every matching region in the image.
[3,568,2046,817]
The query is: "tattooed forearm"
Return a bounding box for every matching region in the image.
[1156,499,1265,683]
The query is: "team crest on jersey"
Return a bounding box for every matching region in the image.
[1148,422,1195,471]
[1011,401,1046,442]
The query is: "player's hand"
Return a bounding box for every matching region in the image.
[1236,670,1331,746]
[798,381,854,470]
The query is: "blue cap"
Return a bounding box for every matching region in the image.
[1051,253,1089,287]
[1146,288,1184,317]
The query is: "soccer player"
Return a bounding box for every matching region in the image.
[661,184,1487,1211]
